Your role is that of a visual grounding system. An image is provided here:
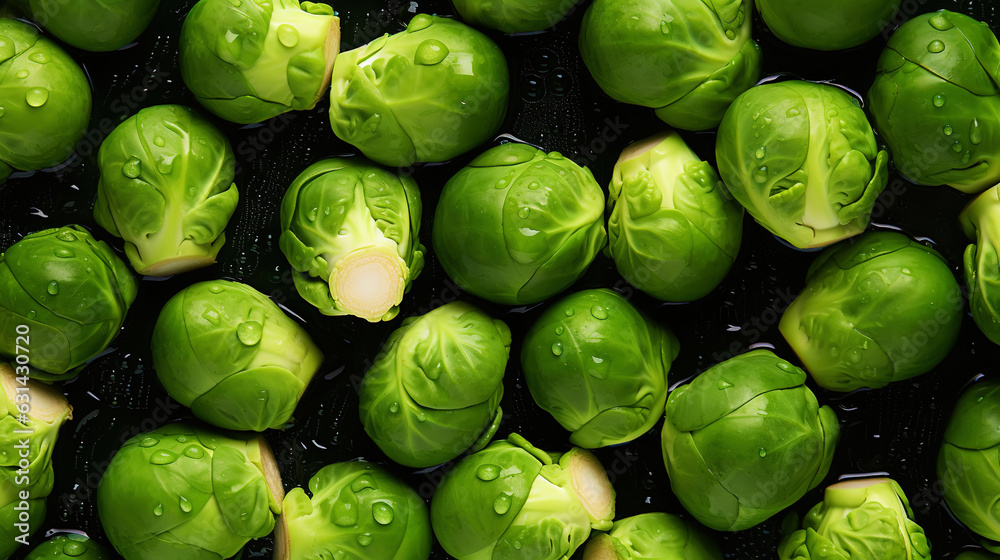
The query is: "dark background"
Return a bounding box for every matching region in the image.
[1,0,999,557]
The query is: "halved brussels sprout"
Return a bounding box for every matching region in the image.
[25,533,112,559]
[10,0,161,51]
[582,512,722,560]
[95,104,239,276]
[716,80,888,249]
[960,184,1000,344]
[757,0,901,50]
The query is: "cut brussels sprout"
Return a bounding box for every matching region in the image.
[275,461,432,560]
[869,10,1000,193]
[330,14,509,167]
[779,231,963,391]
[25,533,113,559]
[582,512,722,560]
[10,0,161,51]
[757,0,901,50]
[938,379,1000,549]
[661,350,840,531]
[97,423,284,560]
[579,0,761,131]
[0,18,92,182]
[94,104,239,276]
[431,434,615,559]
[778,478,931,560]
[152,280,324,432]
[521,289,678,448]
[279,158,425,322]
[179,0,341,124]
[716,80,888,249]
[433,143,607,305]
[359,302,509,468]
[961,184,1000,344]
[451,0,578,34]
[608,131,744,301]
[0,225,137,377]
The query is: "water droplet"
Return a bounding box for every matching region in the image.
[518,207,530,219]
[228,0,241,6]
[725,29,736,39]
[373,502,394,525]
[755,147,766,159]
[237,321,263,345]
[122,157,142,178]
[943,125,953,136]
[978,396,985,403]
[826,109,839,119]
[555,325,564,335]
[351,476,378,493]
[62,541,85,556]
[786,108,800,118]
[495,178,509,189]
[759,448,767,457]
[929,14,953,30]
[776,361,793,372]
[277,24,300,47]
[139,437,159,447]
[27,310,36,319]
[952,141,963,153]
[564,307,575,317]
[46,281,59,295]
[307,207,319,220]
[184,445,205,459]
[179,496,193,513]
[28,51,49,64]
[970,118,982,145]
[153,504,164,517]
[590,305,608,320]
[415,38,449,65]
[356,533,373,547]
[408,13,434,31]
[753,166,768,184]
[152,136,167,148]
[933,94,946,107]
[551,342,563,356]
[389,402,400,413]
[54,248,74,258]
[718,380,734,390]
[208,284,225,294]
[333,501,357,526]
[927,40,945,53]
[477,464,500,481]
[15,69,28,79]
[151,450,179,465]
[659,20,671,34]
[25,88,49,107]
[528,181,540,190]
[493,493,513,514]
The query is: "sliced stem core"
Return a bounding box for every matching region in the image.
[567,448,615,530]
[331,248,406,322]
[0,363,72,423]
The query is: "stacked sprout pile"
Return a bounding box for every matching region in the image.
[1,0,1000,559]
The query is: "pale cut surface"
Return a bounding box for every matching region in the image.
[333,250,405,321]
[138,254,218,277]
[570,449,616,524]
[0,363,73,423]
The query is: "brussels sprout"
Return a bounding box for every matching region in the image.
[779,231,963,392]
[608,131,744,301]
[433,143,607,305]
[938,379,1000,547]
[431,434,616,560]
[94,105,239,276]
[716,80,888,249]
[0,225,138,377]
[359,302,509,468]
[582,512,722,560]
[10,0,160,51]
[279,158,425,322]
[958,553,1000,560]
[97,423,283,560]
[869,10,1000,194]
[778,478,931,560]
[451,0,578,34]
[0,18,92,182]
[0,363,73,558]
[25,533,112,559]
[329,14,509,167]
[756,0,901,51]
[961,184,1000,344]
[661,350,840,531]
[521,289,678,448]
[578,0,761,131]
[179,0,341,124]
[275,461,432,560]
[151,280,324,432]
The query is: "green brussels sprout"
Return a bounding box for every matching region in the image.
[10,0,161,52]
[608,131,744,301]
[661,349,840,531]
[0,363,73,559]
[0,18,92,182]
[179,0,341,124]
[757,0,901,51]
[431,434,616,560]
[151,280,324,432]
[451,0,578,34]
[329,13,509,168]
[779,231,963,392]
[94,105,239,277]
[433,143,607,305]
[578,0,761,131]
[961,183,1000,344]
[97,423,284,560]
[938,379,1000,547]
[25,533,113,559]
[359,302,510,468]
[778,478,931,560]
[521,289,679,448]
[869,10,1000,194]
[279,158,425,322]
[0,225,138,377]
[275,461,432,560]
[582,512,722,560]
[716,80,889,249]
[958,553,1000,560]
